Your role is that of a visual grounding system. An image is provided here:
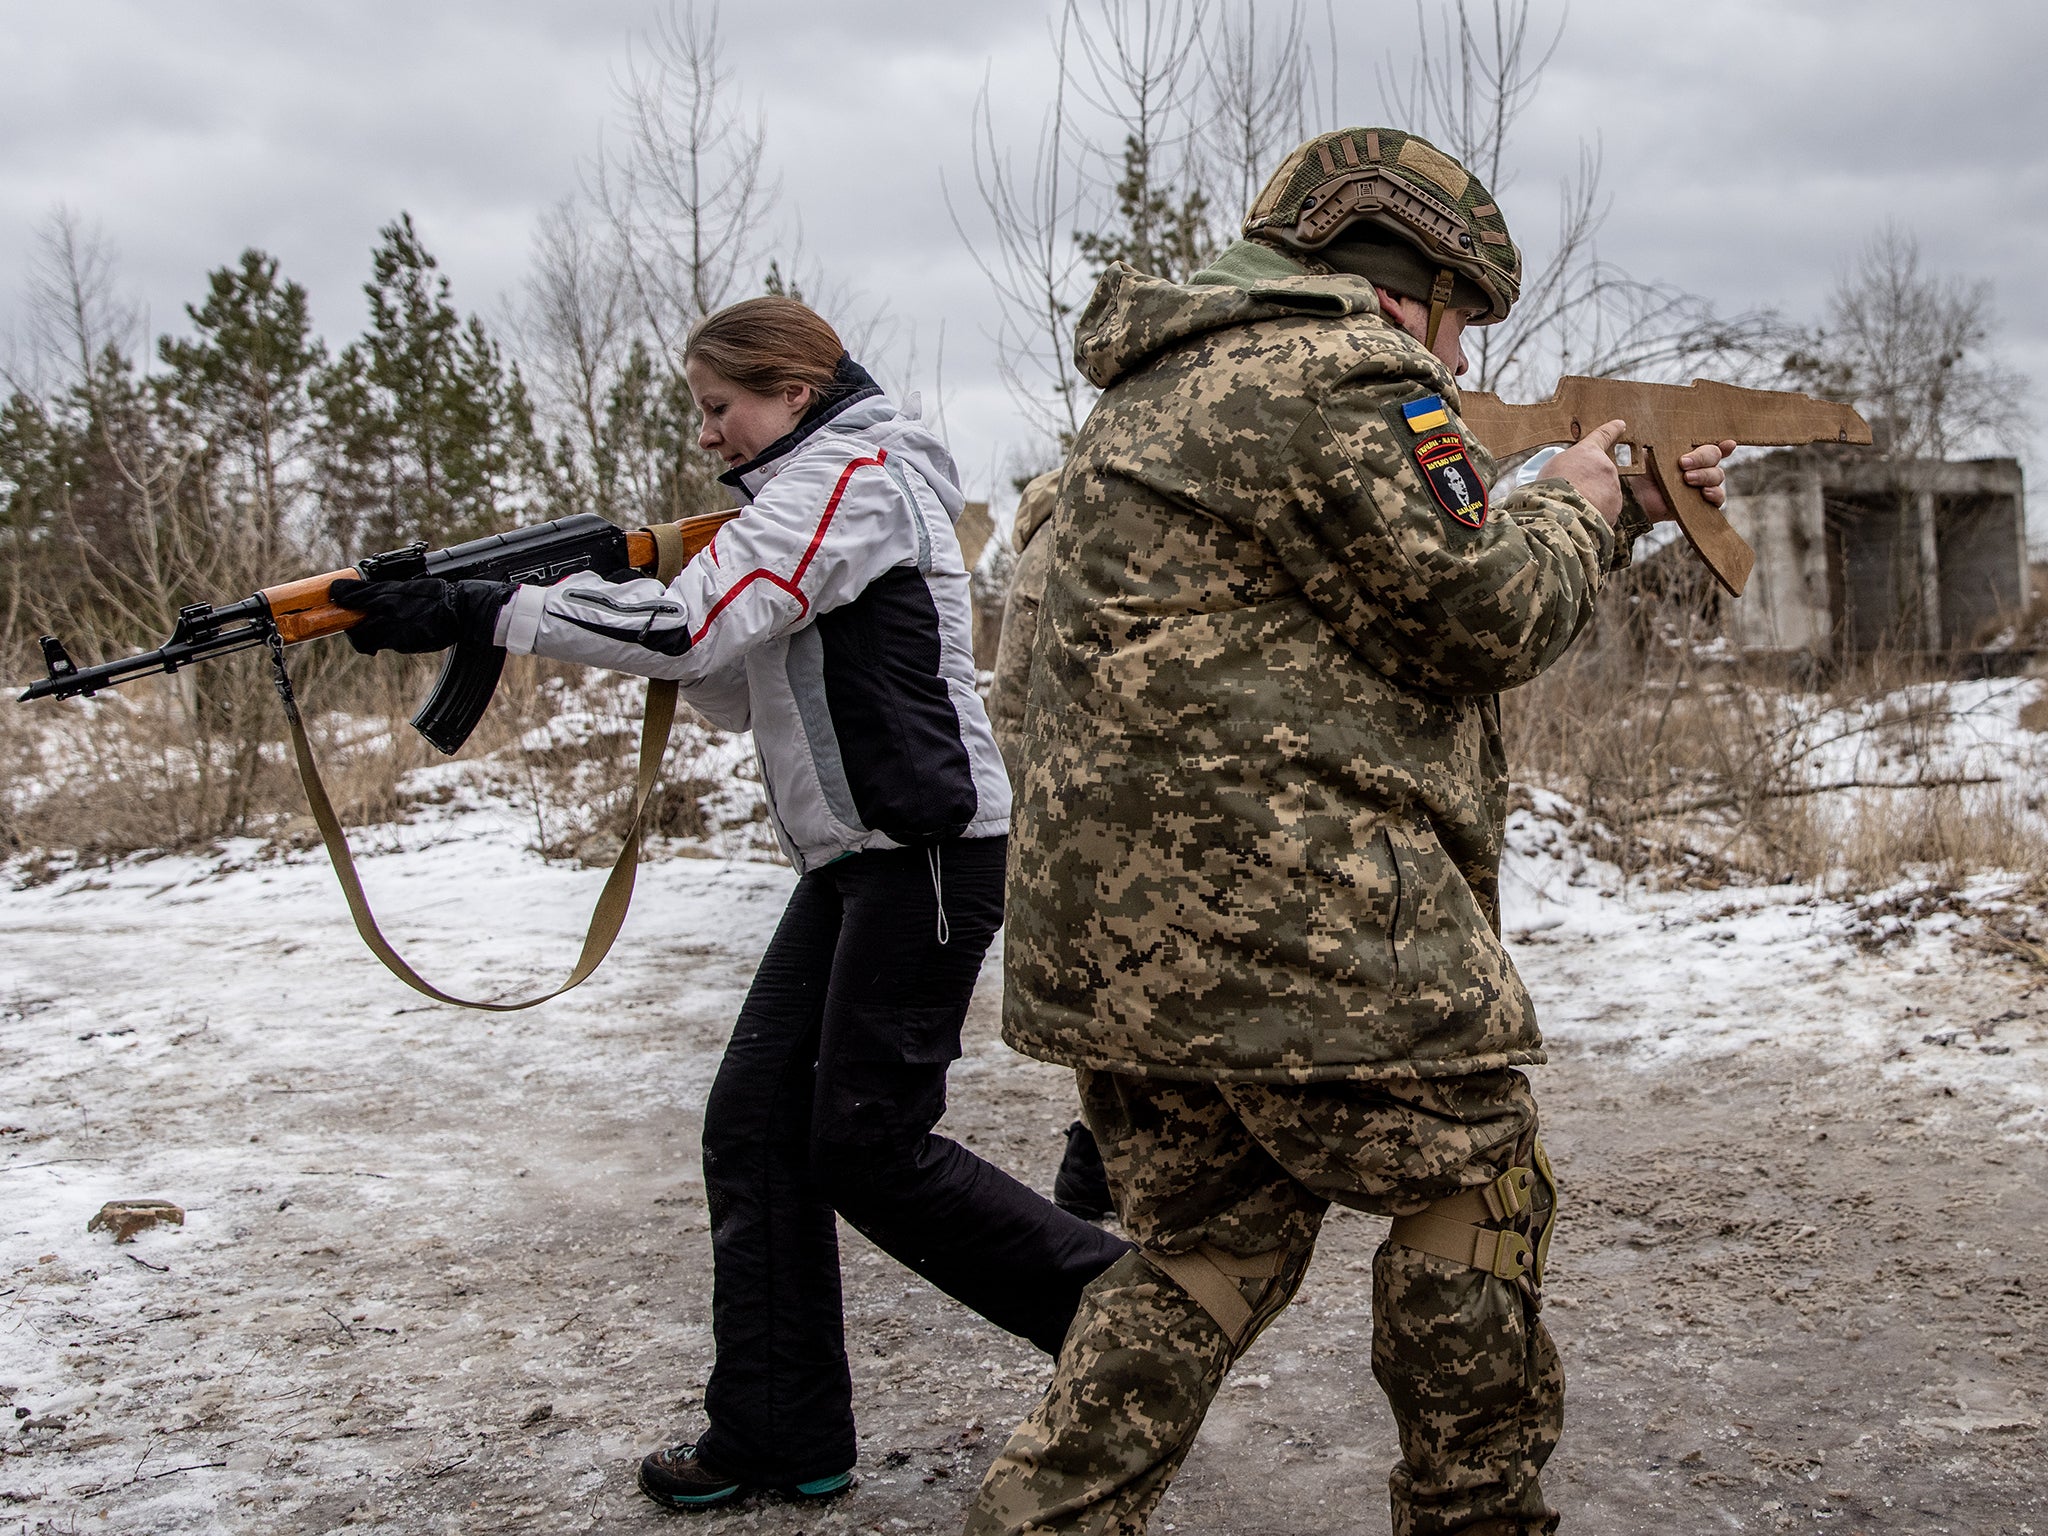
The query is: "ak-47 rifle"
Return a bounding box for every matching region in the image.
[17,506,740,1013]
[19,507,739,751]
[1457,378,1873,597]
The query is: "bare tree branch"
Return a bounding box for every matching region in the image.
[519,196,637,501]
[1198,1,1312,227]
[956,0,1326,452]
[1382,1,1776,396]
[592,0,775,355]
[20,208,141,393]
[945,10,1094,448]
[1781,224,2032,460]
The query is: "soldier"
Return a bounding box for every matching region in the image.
[966,128,1735,1536]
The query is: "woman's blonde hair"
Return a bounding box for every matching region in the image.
[683,295,845,398]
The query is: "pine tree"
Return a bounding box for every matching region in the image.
[157,250,325,571]
[316,214,554,554]
[0,386,90,651]
[1074,135,1216,284]
[58,344,189,636]
[594,338,723,526]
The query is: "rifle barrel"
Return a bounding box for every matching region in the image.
[17,608,275,703]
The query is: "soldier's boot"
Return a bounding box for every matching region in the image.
[964,1238,1311,1536]
[1375,1149,1563,1536]
[1052,1120,1115,1221]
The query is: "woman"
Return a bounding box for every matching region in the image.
[332,297,1128,1508]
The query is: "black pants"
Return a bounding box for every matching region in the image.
[693,836,1130,1483]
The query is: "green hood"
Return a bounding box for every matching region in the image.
[1072,243,1388,391]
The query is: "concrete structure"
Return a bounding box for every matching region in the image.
[1721,452,2028,659]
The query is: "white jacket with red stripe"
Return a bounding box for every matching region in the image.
[494,382,1011,873]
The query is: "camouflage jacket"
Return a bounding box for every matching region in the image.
[987,468,1062,778]
[1003,241,1627,1083]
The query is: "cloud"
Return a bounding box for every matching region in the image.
[4,0,2043,541]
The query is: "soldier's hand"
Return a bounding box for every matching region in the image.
[1631,438,1739,521]
[1546,418,1627,524]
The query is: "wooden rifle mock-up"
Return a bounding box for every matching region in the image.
[1457,378,1873,596]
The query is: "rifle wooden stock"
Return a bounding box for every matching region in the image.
[621,507,742,578]
[1457,378,1873,598]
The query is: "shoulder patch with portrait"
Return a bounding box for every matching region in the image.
[1386,394,1488,529]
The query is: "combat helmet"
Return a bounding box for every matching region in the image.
[1245,128,1520,348]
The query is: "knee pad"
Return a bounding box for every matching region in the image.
[1388,1139,1559,1290]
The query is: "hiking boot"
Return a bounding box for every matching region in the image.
[1052,1120,1115,1221]
[637,1443,852,1511]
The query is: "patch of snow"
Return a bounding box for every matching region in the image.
[1502,794,2048,1139]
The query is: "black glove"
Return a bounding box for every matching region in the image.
[327,577,512,656]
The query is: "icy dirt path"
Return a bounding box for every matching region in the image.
[3,816,2045,1533]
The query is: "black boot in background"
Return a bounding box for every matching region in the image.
[1052,1120,1114,1221]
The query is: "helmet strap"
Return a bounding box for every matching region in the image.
[1425,268,1456,351]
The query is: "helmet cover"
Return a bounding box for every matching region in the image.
[1245,128,1520,324]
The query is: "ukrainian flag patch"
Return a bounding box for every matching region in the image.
[1401,394,1451,433]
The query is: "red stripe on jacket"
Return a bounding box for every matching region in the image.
[690,450,888,645]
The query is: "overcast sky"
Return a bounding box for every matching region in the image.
[6,1,2045,548]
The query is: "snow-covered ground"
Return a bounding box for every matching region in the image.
[1498,671,2048,1137]
[1502,795,2048,1140]
[0,808,801,1528]
[3,676,2046,1531]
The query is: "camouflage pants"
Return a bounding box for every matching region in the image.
[963,1068,1561,1536]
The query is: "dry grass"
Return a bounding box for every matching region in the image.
[1503,580,2048,894]
[3,644,773,879]
[10,571,2040,899]
[473,659,772,867]
[4,648,436,872]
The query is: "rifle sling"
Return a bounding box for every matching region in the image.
[270,635,677,1012]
